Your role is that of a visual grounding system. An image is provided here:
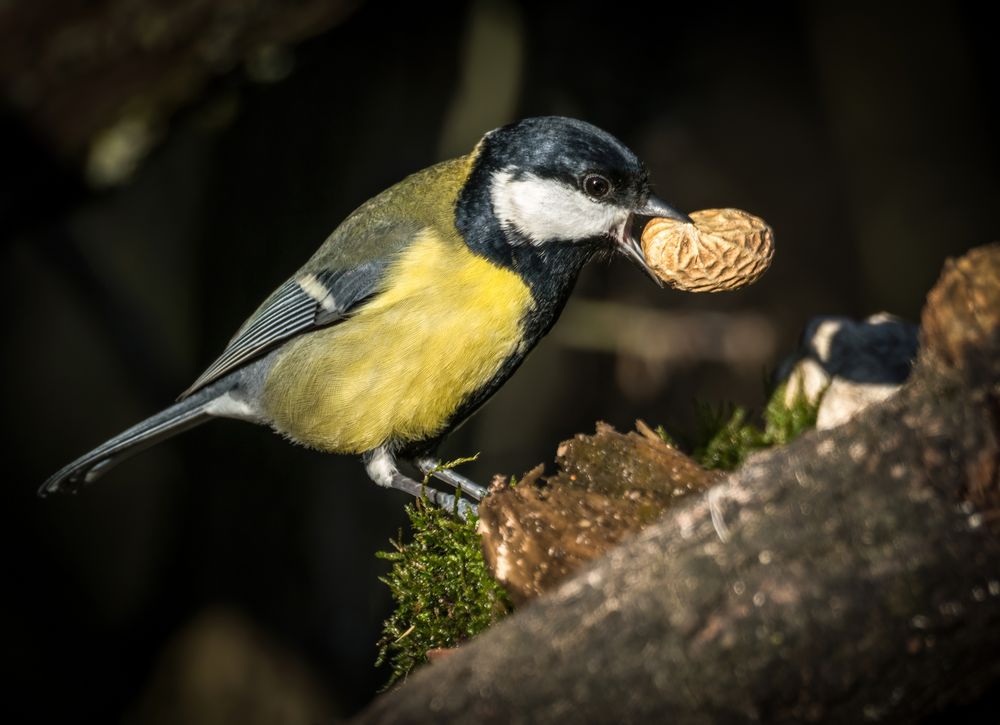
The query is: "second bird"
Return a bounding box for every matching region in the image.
[42,116,688,511]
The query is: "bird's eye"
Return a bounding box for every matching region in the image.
[583,174,611,199]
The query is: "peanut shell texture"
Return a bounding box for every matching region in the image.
[641,208,774,292]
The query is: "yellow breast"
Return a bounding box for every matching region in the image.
[261,230,534,454]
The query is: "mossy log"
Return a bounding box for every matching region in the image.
[358,244,1000,723]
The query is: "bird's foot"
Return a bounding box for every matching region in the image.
[365,448,482,519]
[388,470,477,519]
[414,457,488,501]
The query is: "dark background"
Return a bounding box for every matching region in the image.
[2,1,997,722]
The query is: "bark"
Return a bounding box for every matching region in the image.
[357,244,1000,724]
[478,423,720,605]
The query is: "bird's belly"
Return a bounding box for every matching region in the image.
[261,235,534,454]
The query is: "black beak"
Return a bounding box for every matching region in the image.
[618,195,692,286]
[634,195,692,224]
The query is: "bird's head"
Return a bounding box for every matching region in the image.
[461,116,688,284]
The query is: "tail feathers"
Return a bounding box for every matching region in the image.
[40,385,226,496]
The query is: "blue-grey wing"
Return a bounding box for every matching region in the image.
[179,259,388,398]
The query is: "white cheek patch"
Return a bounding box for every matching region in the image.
[491,170,626,245]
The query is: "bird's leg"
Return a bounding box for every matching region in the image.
[365,448,477,519]
[414,457,489,502]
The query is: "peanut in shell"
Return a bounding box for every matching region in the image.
[641,208,774,292]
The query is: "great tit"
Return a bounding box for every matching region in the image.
[42,116,687,512]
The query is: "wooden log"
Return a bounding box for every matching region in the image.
[357,244,1000,723]
[478,423,719,605]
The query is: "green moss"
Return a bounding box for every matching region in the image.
[694,404,766,470]
[376,499,511,686]
[762,383,821,445]
[654,424,677,447]
[693,383,819,471]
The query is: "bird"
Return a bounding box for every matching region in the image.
[41,116,688,514]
